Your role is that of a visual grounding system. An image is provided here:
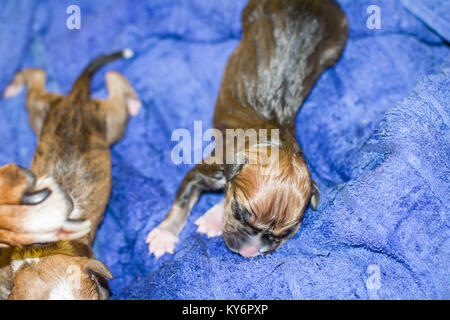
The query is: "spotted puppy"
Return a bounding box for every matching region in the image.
[0,49,141,299]
[147,0,348,258]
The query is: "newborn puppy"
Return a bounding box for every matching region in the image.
[147,0,348,258]
[0,49,141,299]
[0,163,90,248]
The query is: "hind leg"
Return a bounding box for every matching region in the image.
[3,69,63,137]
[94,71,141,146]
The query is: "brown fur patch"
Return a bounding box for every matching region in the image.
[230,147,312,235]
[0,164,29,205]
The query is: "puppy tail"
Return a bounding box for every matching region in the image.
[67,49,134,102]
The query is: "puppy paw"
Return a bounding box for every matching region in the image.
[146,227,179,259]
[195,201,224,238]
[126,97,142,116]
[2,84,24,99]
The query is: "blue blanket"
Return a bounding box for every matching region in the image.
[0,0,448,299]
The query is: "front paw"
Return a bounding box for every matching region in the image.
[2,83,24,98]
[194,201,224,238]
[146,227,179,259]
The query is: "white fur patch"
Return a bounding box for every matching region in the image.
[22,176,69,233]
[319,46,340,66]
[69,204,84,220]
[122,48,134,59]
[11,257,40,273]
[48,279,76,300]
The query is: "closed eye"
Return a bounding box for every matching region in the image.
[268,224,300,240]
[265,233,282,242]
[232,198,252,222]
[242,227,259,236]
[264,231,283,241]
[232,198,261,234]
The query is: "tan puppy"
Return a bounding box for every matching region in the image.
[0,49,141,299]
[147,0,348,258]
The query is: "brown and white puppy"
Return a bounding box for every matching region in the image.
[0,49,141,299]
[147,0,348,258]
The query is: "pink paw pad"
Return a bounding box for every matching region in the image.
[194,201,224,238]
[127,97,142,116]
[146,228,179,259]
[2,84,23,98]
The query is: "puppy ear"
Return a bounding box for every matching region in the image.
[84,259,113,280]
[310,181,320,211]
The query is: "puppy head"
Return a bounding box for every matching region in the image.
[222,147,320,257]
[0,164,51,205]
[8,254,113,300]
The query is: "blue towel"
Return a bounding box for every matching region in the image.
[0,0,448,299]
[401,0,450,42]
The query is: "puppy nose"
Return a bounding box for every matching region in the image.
[239,244,260,258]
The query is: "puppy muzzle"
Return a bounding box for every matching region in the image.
[223,230,263,258]
[223,227,284,258]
